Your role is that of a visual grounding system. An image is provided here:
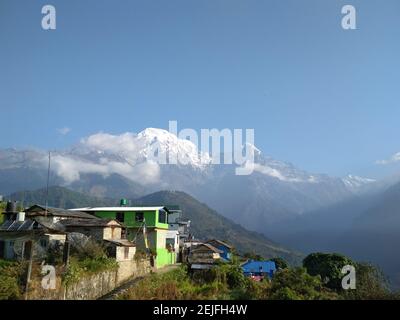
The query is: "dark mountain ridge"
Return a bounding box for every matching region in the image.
[4,186,302,265]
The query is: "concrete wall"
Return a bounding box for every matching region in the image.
[65,270,118,300]
[115,246,136,262]
[28,258,151,300]
[103,226,122,240]
[116,258,151,283]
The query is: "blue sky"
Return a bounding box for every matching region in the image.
[1,0,399,178]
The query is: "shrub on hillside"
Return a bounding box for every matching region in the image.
[0,276,21,300]
[0,260,24,300]
[303,252,354,290]
[271,257,289,270]
[342,262,393,300]
[70,236,107,260]
[269,267,338,300]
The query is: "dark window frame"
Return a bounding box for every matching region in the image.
[158,210,167,224]
[135,212,144,223]
[116,212,125,223]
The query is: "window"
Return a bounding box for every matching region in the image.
[166,238,175,247]
[116,212,125,222]
[135,212,144,222]
[166,238,175,251]
[158,210,166,224]
[124,247,129,259]
[40,239,48,248]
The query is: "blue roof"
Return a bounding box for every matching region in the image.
[241,260,276,273]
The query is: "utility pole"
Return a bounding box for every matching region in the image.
[24,237,35,300]
[45,151,51,217]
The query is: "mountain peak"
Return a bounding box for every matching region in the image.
[342,174,376,192]
[137,127,177,142]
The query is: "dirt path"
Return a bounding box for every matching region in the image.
[99,264,180,300]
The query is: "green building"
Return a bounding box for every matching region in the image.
[70,206,176,268]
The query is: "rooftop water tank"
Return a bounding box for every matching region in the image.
[17,212,25,222]
[6,201,17,213]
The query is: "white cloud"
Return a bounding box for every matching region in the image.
[248,163,304,182]
[47,131,168,185]
[252,163,288,180]
[57,127,71,135]
[81,132,139,154]
[47,129,213,185]
[376,152,400,165]
[51,154,160,185]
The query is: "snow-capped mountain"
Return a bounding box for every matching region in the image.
[75,128,212,169]
[0,128,381,234]
[342,174,376,193]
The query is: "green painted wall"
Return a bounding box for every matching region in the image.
[156,248,175,268]
[89,209,173,268]
[93,209,168,229]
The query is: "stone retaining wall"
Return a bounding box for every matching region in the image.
[28,258,151,300]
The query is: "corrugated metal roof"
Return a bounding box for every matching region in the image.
[60,219,122,228]
[191,243,223,254]
[241,260,276,273]
[206,239,233,249]
[70,206,168,212]
[104,239,135,247]
[26,205,96,219]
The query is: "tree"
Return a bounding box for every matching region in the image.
[342,262,393,300]
[269,267,338,300]
[271,257,289,270]
[303,252,354,290]
[303,252,396,299]
[243,252,264,261]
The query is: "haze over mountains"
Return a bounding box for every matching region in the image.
[1,127,400,286]
[6,186,302,264]
[0,128,377,230]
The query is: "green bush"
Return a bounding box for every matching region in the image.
[0,276,21,300]
[303,252,354,291]
[70,238,108,260]
[218,263,247,290]
[118,256,400,301]
[271,257,289,270]
[62,256,118,286]
[342,262,393,300]
[270,267,338,300]
[121,261,268,300]
[243,252,264,261]
[79,256,118,273]
[0,260,24,300]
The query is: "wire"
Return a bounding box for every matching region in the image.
[45,151,51,217]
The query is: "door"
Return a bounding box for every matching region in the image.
[0,241,4,259]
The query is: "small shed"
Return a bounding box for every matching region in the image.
[104,239,136,261]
